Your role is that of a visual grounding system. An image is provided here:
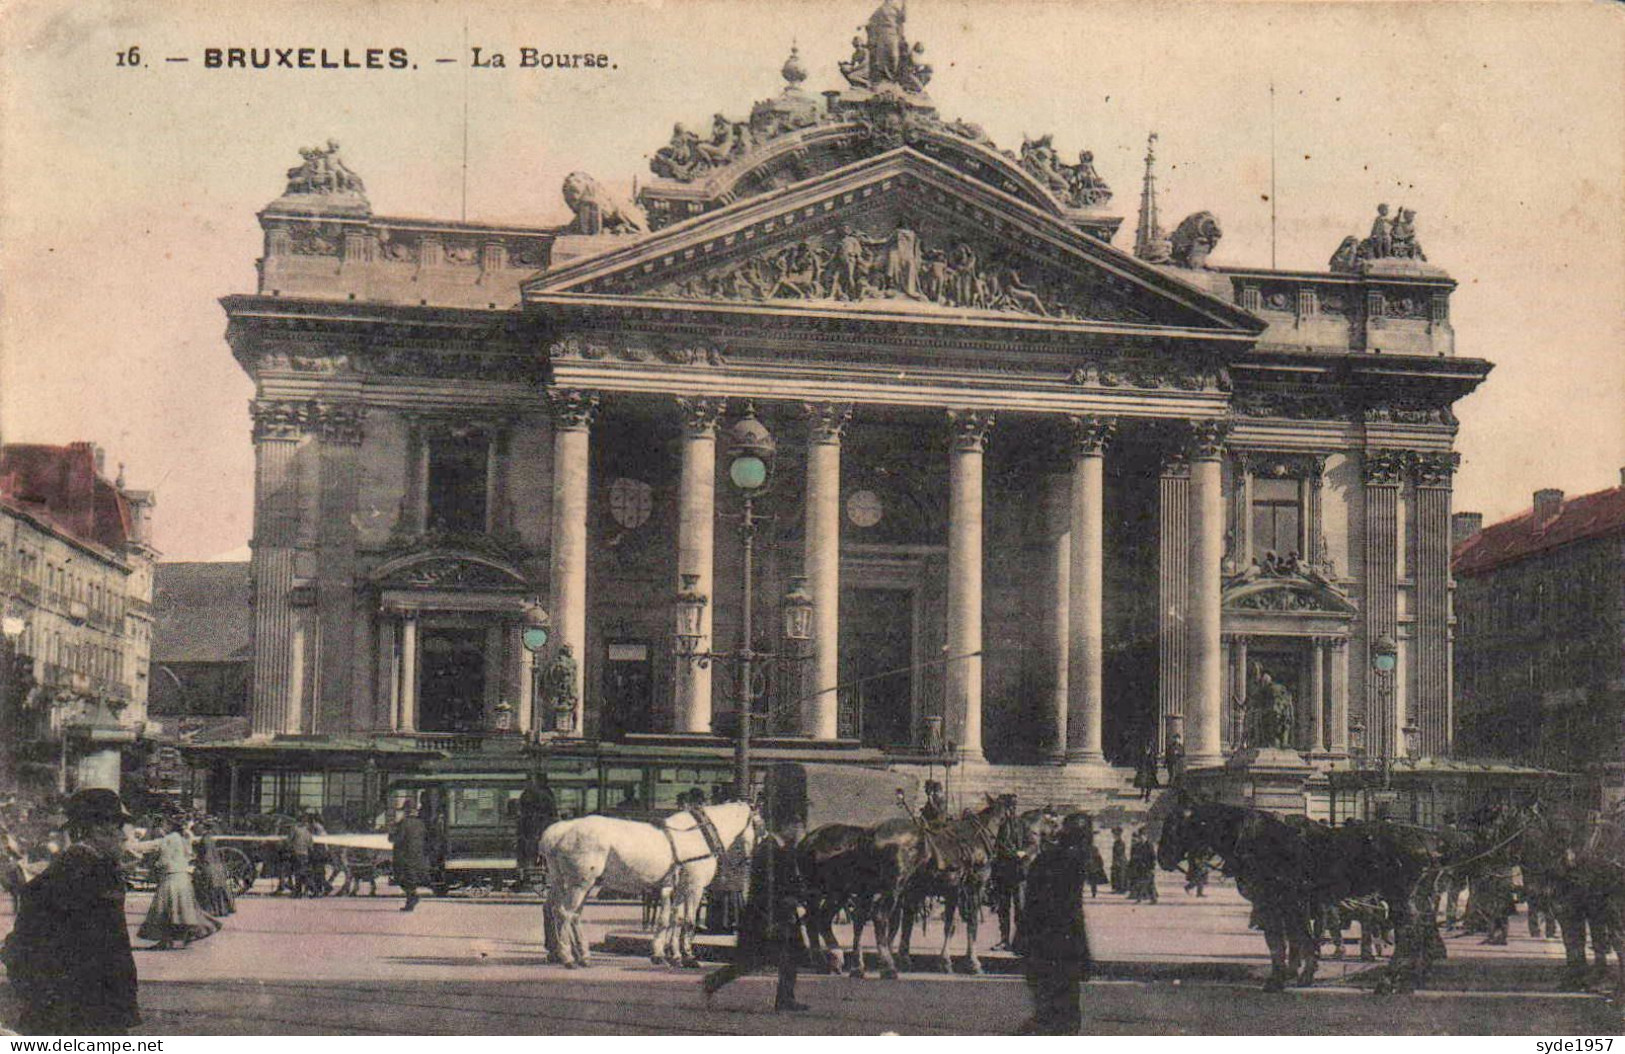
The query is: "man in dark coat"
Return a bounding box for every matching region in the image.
[390,800,429,912]
[1013,812,1093,1034]
[3,789,140,1035]
[1109,827,1127,893]
[514,772,557,891]
[700,820,808,1012]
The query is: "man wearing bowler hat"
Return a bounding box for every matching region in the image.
[2,789,140,1034]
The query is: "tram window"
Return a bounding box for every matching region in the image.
[448,787,522,827]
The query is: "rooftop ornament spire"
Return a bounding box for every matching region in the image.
[1133,132,1170,263]
[781,42,807,88]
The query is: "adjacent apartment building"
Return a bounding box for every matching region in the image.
[1454,476,1625,800]
[0,442,158,795]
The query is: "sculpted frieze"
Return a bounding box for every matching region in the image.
[1232,389,1349,421]
[287,222,341,257]
[648,219,1147,323]
[1067,356,1226,392]
[548,336,725,366]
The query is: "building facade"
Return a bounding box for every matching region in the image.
[1454,480,1625,797]
[0,442,157,794]
[216,7,1491,819]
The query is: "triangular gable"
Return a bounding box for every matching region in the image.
[525,150,1262,336]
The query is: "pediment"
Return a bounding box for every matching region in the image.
[525,151,1262,337]
[1223,571,1357,616]
[370,550,531,592]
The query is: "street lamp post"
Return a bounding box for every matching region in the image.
[1350,634,1420,818]
[672,407,813,801]
[519,601,551,737]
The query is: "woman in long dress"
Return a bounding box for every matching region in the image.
[136,818,222,950]
[191,820,236,917]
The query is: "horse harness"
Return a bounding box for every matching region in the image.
[657,806,736,885]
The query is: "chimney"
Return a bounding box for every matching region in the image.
[1619,467,1624,489]
[1451,512,1483,549]
[1533,488,1564,527]
[93,446,106,476]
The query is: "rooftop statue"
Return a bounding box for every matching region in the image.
[561,172,645,236]
[1330,203,1429,271]
[283,139,366,197]
[1168,211,1222,269]
[840,0,932,93]
[1017,136,1113,209]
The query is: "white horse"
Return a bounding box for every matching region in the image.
[540,801,759,968]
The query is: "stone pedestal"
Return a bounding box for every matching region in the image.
[1199,748,1315,815]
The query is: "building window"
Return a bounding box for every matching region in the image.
[425,433,489,534]
[1251,477,1302,562]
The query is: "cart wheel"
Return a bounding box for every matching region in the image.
[220,847,257,894]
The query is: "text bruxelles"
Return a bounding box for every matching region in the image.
[204,48,410,69]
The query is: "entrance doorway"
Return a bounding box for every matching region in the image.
[839,588,915,749]
[600,641,653,741]
[418,627,487,733]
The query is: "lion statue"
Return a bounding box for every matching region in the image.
[1168,211,1222,269]
[561,172,645,236]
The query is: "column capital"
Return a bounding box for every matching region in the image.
[311,401,366,445]
[1412,451,1460,489]
[947,409,996,452]
[1183,419,1228,460]
[803,401,853,444]
[1066,414,1117,457]
[1363,447,1409,486]
[676,396,727,437]
[1160,448,1191,478]
[250,398,312,441]
[548,389,600,431]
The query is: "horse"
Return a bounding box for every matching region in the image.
[1512,804,1625,998]
[1158,796,1322,991]
[894,795,1015,975]
[539,801,759,969]
[798,822,878,975]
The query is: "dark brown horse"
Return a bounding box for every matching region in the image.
[1512,804,1625,998]
[1159,795,1451,992]
[894,797,1014,975]
[798,796,1013,978]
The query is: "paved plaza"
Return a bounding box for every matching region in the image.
[4,873,1617,1035]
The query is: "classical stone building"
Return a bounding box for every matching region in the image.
[0,442,158,794]
[215,7,1492,819]
[1454,479,1625,800]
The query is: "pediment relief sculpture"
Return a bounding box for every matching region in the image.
[646,219,1149,323]
[371,549,532,592]
[1224,553,1355,615]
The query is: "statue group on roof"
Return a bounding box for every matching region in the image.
[283,140,366,197]
[840,0,933,93]
[1017,135,1113,210]
[1330,203,1428,271]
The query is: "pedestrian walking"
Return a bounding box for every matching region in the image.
[136,816,222,950]
[514,771,557,892]
[1184,851,1210,897]
[1163,733,1186,788]
[700,820,808,1012]
[391,800,429,911]
[192,819,236,917]
[285,815,315,897]
[1012,813,1093,1035]
[1133,743,1160,802]
[1128,829,1158,903]
[1087,839,1107,898]
[1,789,140,1034]
[1109,827,1127,893]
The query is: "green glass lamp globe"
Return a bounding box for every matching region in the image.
[730,455,768,491]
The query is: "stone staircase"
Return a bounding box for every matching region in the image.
[888,760,1155,818]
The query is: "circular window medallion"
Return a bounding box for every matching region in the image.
[609,477,653,530]
[847,489,883,528]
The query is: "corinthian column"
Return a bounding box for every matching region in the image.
[803,402,851,740]
[249,399,308,737]
[946,410,993,763]
[1066,415,1115,765]
[548,389,598,737]
[675,397,724,734]
[1186,420,1227,764]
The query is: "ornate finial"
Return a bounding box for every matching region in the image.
[782,42,807,87]
[1134,132,1171,263]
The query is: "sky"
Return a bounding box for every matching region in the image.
[1,0,1621,561]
